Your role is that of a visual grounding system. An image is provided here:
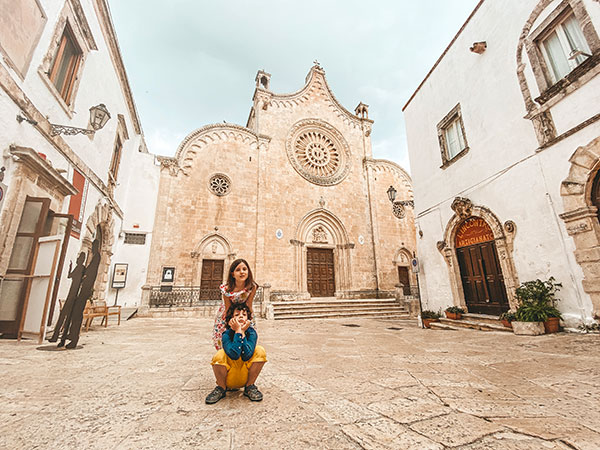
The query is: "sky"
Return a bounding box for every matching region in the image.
[109,0,480,172]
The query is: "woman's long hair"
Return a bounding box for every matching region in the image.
[226,258,255,292]
[225,303,252,329]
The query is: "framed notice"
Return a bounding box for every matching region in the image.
[112,263,128,289]
[162,267,175,283]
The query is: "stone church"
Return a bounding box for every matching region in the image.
[143,64,415,306]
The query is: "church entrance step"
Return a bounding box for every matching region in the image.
[437,317,512,332]
[272,298,408,320]
[274,311,410,320]
[461,313,505,326]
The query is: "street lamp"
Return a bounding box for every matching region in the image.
[387,185,414,208]
[17,104,111,137]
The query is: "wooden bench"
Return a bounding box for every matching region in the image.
[83,301,109,331]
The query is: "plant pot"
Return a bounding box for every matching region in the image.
[445,312,462,320]
[512,321,545,335]
[544,317,560,334]
[422,318,439,328]
[501,319,512,328]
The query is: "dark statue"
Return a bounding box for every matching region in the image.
[52,239,101,349]
[48,252,86,343]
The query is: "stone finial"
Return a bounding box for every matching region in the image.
[470,41,487,54]
[319,196,326,208]
[355,102,369,119]
[255,70,271,90]
[451,197,473,219]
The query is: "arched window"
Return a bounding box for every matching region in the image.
[592,170,600,223]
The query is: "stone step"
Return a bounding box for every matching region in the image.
[275,307,408,317]
[462,313,504,326]
[274,311,410,320]
[438,318,512,332]
[273,305,408,313]
[272,298,398,307]
[429,322,460,330]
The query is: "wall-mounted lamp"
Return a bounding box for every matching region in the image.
[387,185,414,208]
[17,103,111,137]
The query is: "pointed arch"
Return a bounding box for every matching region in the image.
[292,208,354,297]
[190,232,236,285]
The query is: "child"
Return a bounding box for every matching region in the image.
[205,303,267,404]
[212,258,257,350]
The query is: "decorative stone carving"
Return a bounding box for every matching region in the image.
[504,220,516,234]
[437,241,446,251]
[158,156,181,177]
[319,196,326,208]
[208,173,231,196]
[312,225,328,243]
[393,202,406,219]
[286,119,351,186]
[451,197,473,219]
[567,223,591,235]
[211,240,218,253]
[190,251,200,259]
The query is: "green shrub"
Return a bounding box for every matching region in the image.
[421,310,441,319]
[514,277,563,322]
[445,306,465,314]
[499,311,516,322]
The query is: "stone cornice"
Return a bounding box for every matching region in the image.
[364,158,413,184]
[9,145,78,196]
[173,124,271,175]
[92,0,142,135]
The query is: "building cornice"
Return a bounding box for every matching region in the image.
[92,0,142,135]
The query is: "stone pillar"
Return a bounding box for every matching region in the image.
[138,284,152,316]
[261,283,271,319]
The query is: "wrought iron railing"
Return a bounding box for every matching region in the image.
[149,285,264,309]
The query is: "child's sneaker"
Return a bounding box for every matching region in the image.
[243,384,263,401]
[205,386,226,404]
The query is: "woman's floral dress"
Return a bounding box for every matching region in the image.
[212,283,256,350]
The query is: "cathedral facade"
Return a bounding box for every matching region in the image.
[143,65,415,307]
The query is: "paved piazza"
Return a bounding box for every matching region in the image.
[1,317,600,449]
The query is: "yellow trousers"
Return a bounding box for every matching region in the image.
[211,345,267,389]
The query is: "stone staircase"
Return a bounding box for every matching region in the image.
[429,313,512,332]
[271,298,409,320]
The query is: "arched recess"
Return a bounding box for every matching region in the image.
[559,136,600,319]
[437,198,519,311]
[394,248,416,296]
[190,233,235,285]
[292,208,354,298]
[81,199,115,303]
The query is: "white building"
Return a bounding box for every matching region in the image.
[403,0,600,327]
[0,0,159,340]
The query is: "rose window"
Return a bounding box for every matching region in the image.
[286,120,350,186]
[208,173,231,196]
[393,202,405,219]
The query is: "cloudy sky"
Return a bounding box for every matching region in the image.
[109,0,479,172]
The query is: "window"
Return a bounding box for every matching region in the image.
[67,168,88,239]
[124,233,146,245]
[437,104,469,168]
[109,135,123,182]
[539,13,591,84]
[592,170,600,223]
[48,24,82,104]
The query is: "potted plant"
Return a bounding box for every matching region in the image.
[512,277,562,335]
[544,306,562,334]
[499,311,516,328]
[421,310,441,328]
[444,306,465,320]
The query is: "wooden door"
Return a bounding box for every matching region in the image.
[592,170,600,222]
[0,197,50,336]
[397,266,411,296]
[307,248,335,297]
[200,259,224,300]
[456,241,508,315]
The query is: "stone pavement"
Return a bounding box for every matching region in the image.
[1,317,600,449]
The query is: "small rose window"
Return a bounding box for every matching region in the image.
[209,173,231,196]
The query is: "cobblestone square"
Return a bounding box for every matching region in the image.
[1,318,600,449]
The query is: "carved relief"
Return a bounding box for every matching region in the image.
[312,225,328,243]
[451,197,473,219]
[504,220,516,234]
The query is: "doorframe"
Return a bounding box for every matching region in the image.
[437,198,520,311]
[306,245,336,297]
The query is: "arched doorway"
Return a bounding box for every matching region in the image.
[592,170,600,223]
[455,218,509,315]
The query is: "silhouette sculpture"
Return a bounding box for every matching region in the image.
[60,239,101,349]
[48,252,86,343]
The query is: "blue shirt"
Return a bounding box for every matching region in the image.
[222,327,257,362]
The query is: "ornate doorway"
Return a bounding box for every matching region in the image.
[455,217,509,315]
[307,248,335,297]
[200,259,224,300]
[397,267,411,296]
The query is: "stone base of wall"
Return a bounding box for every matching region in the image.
[270,290,396,301]
[139,302,264,318]
[271,291,310,302]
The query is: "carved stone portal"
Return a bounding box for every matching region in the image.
[451,197,473,219]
